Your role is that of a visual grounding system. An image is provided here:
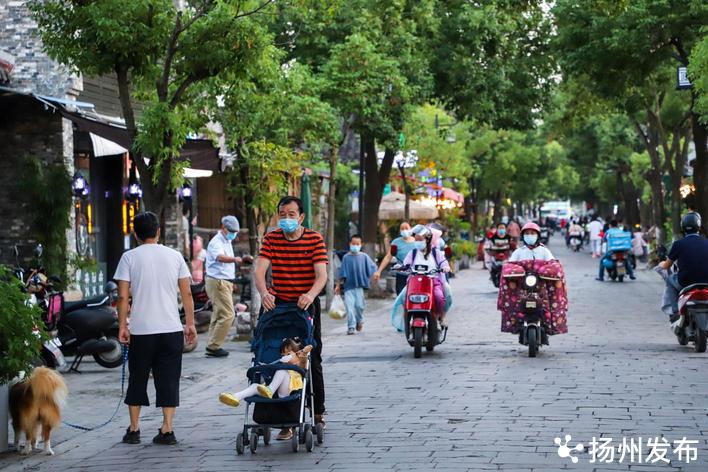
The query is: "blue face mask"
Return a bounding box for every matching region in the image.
[523,234,538,246]
[279,218,299,233]
[415,241,426,250]
[401,230,412,238]
[497,229,506,237]
[349,245,361,253]
[225,231,237,241]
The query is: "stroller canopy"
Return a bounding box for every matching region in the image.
[251,303,316,364]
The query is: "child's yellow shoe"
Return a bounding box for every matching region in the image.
[219,392,240,407]
[257,384,273,399]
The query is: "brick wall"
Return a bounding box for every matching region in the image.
[0,94,66,265]
[0,1,80,96]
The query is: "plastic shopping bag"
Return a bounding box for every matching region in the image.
[329,294,346,319]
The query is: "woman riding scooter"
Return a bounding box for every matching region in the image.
[402,225,451,326]
[390,225,452,330]
[497,222,569,355]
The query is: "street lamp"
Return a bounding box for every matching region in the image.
[179,183,194,260]
[126,178,142,202]
[72,171,89,199]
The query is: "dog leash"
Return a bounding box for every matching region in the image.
[62,345,128,432]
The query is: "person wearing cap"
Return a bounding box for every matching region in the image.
[204,215,242,357]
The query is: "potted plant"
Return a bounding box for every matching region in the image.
[451,241,474,270]
[0,265,45,452]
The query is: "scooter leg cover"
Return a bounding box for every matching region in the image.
[497,259,568,335]
[391,287,407,332]
[443,281,453,313]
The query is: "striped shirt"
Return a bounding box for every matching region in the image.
[259,228,328,301]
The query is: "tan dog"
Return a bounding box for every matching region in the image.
[9,367,68,455]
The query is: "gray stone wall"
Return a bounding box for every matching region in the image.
[0,0,80,97]
[0,1,80,271]
[0,94,65,266]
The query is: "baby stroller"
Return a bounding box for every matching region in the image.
[235,303,324,454]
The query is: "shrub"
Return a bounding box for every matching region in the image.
[0,265,46,383]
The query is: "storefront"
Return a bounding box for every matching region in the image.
[0,88,221,296]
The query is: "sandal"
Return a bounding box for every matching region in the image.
[276,428,293,440]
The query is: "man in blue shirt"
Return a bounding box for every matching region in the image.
[596,220,636,281]
[204,215,242,357]
[659,213,708,320]
[335,235,377,335]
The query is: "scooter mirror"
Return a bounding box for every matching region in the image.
[444,246,452,259]
[390,244,398,256]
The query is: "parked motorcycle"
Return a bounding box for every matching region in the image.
[58,283,123,370]
[180,281,212,333]
[398,265,447,358]
[15,246,122,371]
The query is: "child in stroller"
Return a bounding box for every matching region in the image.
[219,337,312,411]
[220,303,323,454]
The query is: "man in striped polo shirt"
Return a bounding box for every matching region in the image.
[254,196,328,430]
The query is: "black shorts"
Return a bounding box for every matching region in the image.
[124,331,183,408]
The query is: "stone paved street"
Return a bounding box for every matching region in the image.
[2,236,708,471]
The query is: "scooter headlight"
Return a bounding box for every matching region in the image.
[525,275,538,288]
[408,294,430,304]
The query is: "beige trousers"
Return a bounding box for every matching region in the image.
[205,277,235,350]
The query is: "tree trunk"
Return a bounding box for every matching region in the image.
[399,164,410,221]
[648,170,666,244]
[234,139,258,255]
[634,117,666,244]
[616,171,640,229]
[325,149,338,312]
[361,136,395,256]
[691,114,708,232]
[666,130,688,239]
[466,176,478,233]
[492,191,504,224]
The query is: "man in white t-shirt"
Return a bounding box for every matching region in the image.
[114,212,196,446]
[587,217,604,258]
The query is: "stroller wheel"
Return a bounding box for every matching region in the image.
[236,433,245,455]
[315,423,324,445]
[291,432,300,453]
[305,429,314,452]
[249,433,258,454]
[262,427,271,445]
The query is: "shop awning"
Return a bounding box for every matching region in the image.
[0,86,221,171]
[58,108,220,171]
